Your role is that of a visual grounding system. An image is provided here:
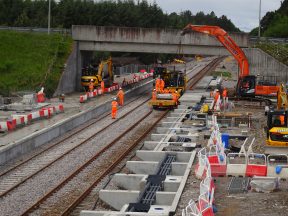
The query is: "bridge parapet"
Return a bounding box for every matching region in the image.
[72,25,249,48]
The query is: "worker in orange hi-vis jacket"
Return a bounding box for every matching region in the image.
[222,87,228,105]
[160,79,165,93]
[117,87,124,106]
[152,89,157,101]
[172,91,179,106]
[213,89,220,110]
[89,79,94,92]
[111,98,118,119]
[155,77,161,92]
[101,80,105,95]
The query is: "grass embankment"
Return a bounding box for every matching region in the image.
[211,71,232,78]
[0,31,73,97]
[256,43,288,66]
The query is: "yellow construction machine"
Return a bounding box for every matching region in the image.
[81,57,114,90]
[266,84,288,154]
[149,66,186,108]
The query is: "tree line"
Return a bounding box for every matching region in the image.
[0,0,240,32]
[250,0,288,38]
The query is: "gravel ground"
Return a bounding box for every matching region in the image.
[0,96,150,194]
[0,96,154,216]
[31,110,165,215]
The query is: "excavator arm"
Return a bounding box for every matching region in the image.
[97,57,114,85]
[277,84,288,110]
[181,24,249,78]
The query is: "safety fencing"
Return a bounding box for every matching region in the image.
[79,73,153,103]
[0,104,64,133]
[195,115,288,179]
[183,114,288,215]
[182,153,216,216]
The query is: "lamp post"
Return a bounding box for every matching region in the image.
[258,0,261,38]
[48,0,51,35]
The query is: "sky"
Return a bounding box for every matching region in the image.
[147,0,283,32]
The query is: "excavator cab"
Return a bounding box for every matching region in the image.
[266,110,288,154]
[236,75,256,97]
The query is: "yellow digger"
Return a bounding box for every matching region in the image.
[266,84,288,154]
[81,57,114,90]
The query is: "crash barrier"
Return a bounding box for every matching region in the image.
[183,154,216,216]
[0,104,64,133]
[79,73,153,103]
[209,114,288,179]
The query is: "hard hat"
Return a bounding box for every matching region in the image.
[90,79,94,81]
[153,89,156,91]
[113,97,117,101]
[215,89,219,91]
[119,87,122,90]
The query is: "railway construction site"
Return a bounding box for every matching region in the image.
[1,24,288,216]
[0,54,288,216]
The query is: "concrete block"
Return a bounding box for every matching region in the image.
[156,127,170,134]
[143,141,159,150]
[99,190,140,210]
[126,161,159,174]
[150,134,166,141]
[112,174,147,190]
[136,151,193,162]
[148,205,171,214]
[155,192,176,205]
[171,162,188,175]
[164,176,182,192]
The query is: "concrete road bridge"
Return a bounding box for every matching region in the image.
[55,25,287,93]
[72,25,249,56]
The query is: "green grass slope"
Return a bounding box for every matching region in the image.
[256,43,288,66]
[0,31,72,97]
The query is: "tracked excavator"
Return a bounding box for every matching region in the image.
[81,57,114,90]
[181,24,279,98]
[266,84,288,154]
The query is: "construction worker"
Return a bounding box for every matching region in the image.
[280,115,285,126]
[117,87,124,106]
[172,91,179,106]
[155,77,161,92]
[160,79,165,93]
[101,80,105,95]
[152,89,157,101]
[213,89,220,110]
[111,98,118,119]
[122,78,127,86]
[89,79,94,92]
[222,87,228,105]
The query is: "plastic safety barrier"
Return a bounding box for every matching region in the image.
[267,155,288,179]
[0,105,64,133]
[246,153,267,177]
[226,153,247,177]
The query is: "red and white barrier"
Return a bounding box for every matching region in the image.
[0,104,64,133]
[80,94,88,103]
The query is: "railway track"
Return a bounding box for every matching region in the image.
[0,96,150,198]
[0,58,223,216]
[187,57,225,89]
[19,110,168,215]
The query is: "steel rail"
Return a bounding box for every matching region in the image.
[21,108,162,215]
[0,97,150,197]
[60,110,169,216]
[187,57,224,90]
[0,95,146,179]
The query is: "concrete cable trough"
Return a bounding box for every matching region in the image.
[81,91,214,216]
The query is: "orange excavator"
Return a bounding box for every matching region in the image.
[181,24,279,97]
